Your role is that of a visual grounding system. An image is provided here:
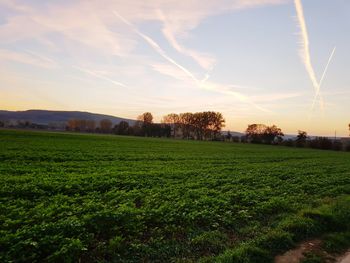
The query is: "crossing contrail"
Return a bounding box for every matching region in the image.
[294,0,336,112]
[311,46,336,111]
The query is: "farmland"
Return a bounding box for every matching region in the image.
[0,130,350,262]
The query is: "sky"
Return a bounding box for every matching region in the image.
[0,0,349,136]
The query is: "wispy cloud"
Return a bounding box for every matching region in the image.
[200,81,272,113]
[114,11,270,112]
[154,1,286,70]
[24,50,58,67]
[0,48,58,69]
[0,0,33,13]
[156,9,216,71]
[0,0,306,119]
[114,11,200,83]
[150,63,192,81]
[0,1,135,56]
[251,92,303,102]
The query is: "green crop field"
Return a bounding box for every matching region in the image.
[1,130,350,262]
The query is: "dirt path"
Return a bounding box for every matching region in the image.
[275,240,350,263]
[275,239,322,263]
[338,251,350,263]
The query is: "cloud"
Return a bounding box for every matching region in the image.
[1,0,288,116]
[114,11,199,83]
[0,1,136,55]
[0,0,286,56]
[151,63,191,81]
[114,11,272,112]
[0,0,33,12]
[154,1,286,70]
[251,92,303,102]
[156,9,216,70]
[199,81,272,113]
[0,48,58,68]
[151,62,272,113]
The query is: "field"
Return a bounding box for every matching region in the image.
[1,130,350,262]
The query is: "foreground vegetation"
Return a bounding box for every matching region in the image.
[1,130,350,262]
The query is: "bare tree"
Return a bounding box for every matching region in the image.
[162,113,179,137]
[207,111,225,139]
[264,125,284,144]
[245,124,267,143]
[100,119,112,133]
[67,119,81,131]
[178,111,225,140]
[137,112,153,137]
[86,120,96,132]
[246,124,283,144]
[137,112,153,124]
[179,112,194,139]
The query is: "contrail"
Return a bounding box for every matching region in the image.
[114,11,270,112]
[74,66,127,88]
[294,0,320,95]
[310,46,336,111]
[140,33,199,83]
[319,47,336,87]
[156,9,216,71]
[114,11,198,84]
[198,81,272,113]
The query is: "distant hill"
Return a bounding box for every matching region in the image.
[0,110,135,125]
[221,130,244,137]
[222,130,298,140]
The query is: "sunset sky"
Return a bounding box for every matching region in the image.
[1,0,349,136]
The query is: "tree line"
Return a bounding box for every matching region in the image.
[2,113,349,151]
[65,111,225,140]
[282,131,348,151]
[225,124,350,152]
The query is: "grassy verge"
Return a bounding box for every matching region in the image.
[215,196,350,262]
